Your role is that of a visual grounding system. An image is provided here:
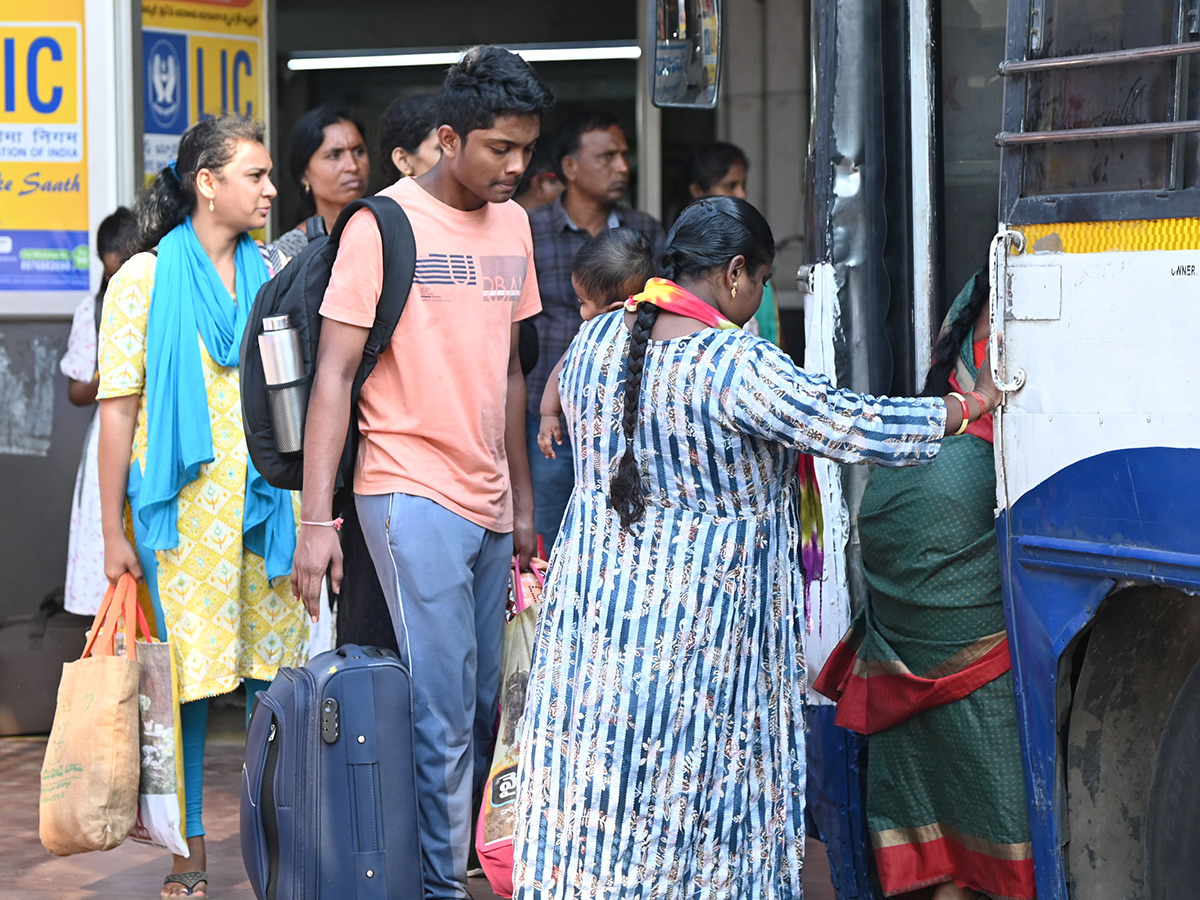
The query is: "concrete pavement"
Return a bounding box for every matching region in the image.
[4,711,838,900]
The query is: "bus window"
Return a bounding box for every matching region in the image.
[940,0,1008,304]
[998,0,1200,221]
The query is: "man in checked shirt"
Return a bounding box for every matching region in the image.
[524,111,666,550]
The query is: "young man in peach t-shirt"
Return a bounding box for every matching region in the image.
[291,46,554,899]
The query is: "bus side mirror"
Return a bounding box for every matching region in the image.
[649,0,722,109]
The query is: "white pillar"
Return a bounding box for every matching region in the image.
[636,0,664,219]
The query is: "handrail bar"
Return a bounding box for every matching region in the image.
[999,42,1200,76]
[996,120,1200,147]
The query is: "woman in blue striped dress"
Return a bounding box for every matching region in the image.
[514,197,1000,899]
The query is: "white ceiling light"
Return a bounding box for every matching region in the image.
[287,41,642,72]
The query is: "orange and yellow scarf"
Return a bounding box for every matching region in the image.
[625,277,741,328]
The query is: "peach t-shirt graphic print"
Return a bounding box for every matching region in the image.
[480,256,527,302]
[413,253,528,304]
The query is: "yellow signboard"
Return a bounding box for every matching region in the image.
[1,25,81,125]
[142,0,263,38]
[189,33,261,121]
[141,0,266,181]
[0,0,90,291]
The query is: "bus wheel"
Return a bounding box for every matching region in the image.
[1145,654,1200,899]
[1064,587,1200,900]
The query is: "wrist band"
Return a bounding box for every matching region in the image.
[966,390,989,417]
[948,392,970,436]
[300,518,344,531]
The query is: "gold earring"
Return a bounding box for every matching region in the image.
[209,198,215,212]
[731,282,738,299]
[303,182,311,195]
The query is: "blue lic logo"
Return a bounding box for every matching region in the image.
[144,32,187,134]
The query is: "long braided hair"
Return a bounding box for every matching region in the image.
[609,300,661,529]
[609,196,775,530]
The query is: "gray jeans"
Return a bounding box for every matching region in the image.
[356,492,511,900]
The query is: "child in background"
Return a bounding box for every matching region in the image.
[538,228,658,459]
[60,207,138,615]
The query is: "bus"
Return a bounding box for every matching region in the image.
[652,0,1200,897]
[990,2,1200,898]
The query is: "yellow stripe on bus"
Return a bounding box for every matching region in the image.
[1016,219,1200,254]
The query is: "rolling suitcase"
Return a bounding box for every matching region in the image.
[241,644,423,900]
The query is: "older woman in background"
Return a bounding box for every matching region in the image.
[272,103,370,258]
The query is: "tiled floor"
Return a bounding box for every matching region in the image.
[6,725,837,900]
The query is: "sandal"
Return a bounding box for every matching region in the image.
[162,870,208,896]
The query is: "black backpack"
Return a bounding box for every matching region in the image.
[240,196,417,492]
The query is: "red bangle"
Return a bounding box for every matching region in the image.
[966,391,989,418]
[948,392,970,435]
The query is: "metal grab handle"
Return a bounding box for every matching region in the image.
[989,228,1027,394]
[996,119,1200,147]
[998,40,1200,76]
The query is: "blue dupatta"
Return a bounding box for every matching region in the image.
[132,218,295,579]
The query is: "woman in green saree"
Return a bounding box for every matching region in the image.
[814,272,1035,900]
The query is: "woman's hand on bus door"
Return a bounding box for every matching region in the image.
[974,342,1003,413]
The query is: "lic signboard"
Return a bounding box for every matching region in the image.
[141,0,265,183]
[1,25,82,158]
[0,4,89,292]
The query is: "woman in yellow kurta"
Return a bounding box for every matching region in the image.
[98,116,306,898]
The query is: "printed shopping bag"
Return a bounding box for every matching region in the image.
[39,574,144,855]
[123,607,189,856]
[476,557,546,898]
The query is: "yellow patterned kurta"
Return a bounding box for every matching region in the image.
[98,251,306,704]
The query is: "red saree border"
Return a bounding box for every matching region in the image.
[873,824,1036,899]
[811,629,1013,734]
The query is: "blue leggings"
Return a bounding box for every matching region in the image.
[179,679,268,839]
[131,508,274,841]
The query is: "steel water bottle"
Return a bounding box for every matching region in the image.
[258,315,307,453]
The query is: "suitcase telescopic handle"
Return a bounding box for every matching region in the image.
[336,643,402,663]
